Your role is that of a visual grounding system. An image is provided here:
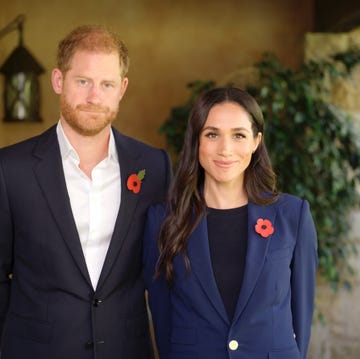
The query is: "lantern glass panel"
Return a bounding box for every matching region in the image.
[3,71,41,122]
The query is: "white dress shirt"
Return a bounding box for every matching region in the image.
[56,122,121,289]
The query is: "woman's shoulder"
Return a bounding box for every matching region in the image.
[274,193,311,216]
[257,192,306,208]
[144,203,167,247]
[147,202,169,222]
[277,192,305,205]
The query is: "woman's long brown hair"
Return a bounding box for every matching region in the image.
[156,87,278,284]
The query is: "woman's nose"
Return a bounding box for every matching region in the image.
[217,137,233,156]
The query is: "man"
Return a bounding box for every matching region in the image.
[0,25,171,358]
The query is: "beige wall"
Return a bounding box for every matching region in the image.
[0,0,313,148]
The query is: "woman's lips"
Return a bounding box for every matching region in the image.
[214,160,236,168]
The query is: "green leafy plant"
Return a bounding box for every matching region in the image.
[160,50,360,289]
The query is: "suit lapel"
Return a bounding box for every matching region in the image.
[32,127,146,291]
[32,127,92,286]
[232,201,278,324]
[187,216,229,324]
[96,130,141,291]
[186,201,279,325]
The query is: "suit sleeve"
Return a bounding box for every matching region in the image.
[290,199,318,359]
[160,149,172,192]
[0,159,13,343]
[143,205,171,358]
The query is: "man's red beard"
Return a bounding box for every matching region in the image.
[60,95,118,136]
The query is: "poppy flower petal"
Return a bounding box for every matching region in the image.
[255,218,274,238]
[126,170,146,194]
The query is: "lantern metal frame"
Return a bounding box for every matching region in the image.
[0,15,44,122]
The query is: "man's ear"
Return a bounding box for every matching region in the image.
[51,68,63,94]
[119,77,129,100]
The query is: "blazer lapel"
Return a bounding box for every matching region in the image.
[32,127,92,286]
[232,201,278,324]
[96,130,141,291]
[187,216,229,324]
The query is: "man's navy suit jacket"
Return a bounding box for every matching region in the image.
[143,194,318,359]
[0,125,171,359]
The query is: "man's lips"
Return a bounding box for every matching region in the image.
[77,105,107,113]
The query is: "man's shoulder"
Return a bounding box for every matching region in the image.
[0,126,56,158]
[111,127,163,153]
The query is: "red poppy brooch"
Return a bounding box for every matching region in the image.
[255,218,274,238]
[127,169,146,194]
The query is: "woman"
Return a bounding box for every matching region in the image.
[143,87,318,359]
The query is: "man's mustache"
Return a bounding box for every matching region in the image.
[76,104,109,113]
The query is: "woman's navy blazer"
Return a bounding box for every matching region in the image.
[143,193,318,359]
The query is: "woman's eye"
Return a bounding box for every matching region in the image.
[205,132,217,139]
[234,133,245,140]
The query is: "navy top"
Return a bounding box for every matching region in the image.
[207,205,248,321]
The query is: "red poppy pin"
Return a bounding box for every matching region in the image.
[255,218,274,238]
[127,169,146,194]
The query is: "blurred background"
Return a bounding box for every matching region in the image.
[1,1,360,358]
[1,0,355,148]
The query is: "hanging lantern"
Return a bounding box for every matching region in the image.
[0,15,44,122]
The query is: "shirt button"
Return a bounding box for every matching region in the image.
[229,340,239,350]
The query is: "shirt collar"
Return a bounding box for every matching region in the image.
[56,120,119,163]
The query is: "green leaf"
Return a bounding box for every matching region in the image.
[137,169,146,181]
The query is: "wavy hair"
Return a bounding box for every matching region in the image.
[157,87,278,284]
[57,25,129,78]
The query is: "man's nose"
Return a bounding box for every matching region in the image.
[86,85,101,104]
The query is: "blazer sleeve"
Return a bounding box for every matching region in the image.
[0,158,13,342]
[290,199,318,359]
[142,204,171,359]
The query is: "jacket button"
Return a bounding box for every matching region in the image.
[229,340,239,350]
[85,342,93,349]
[85,341,105,348]
[93,299,102,307]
